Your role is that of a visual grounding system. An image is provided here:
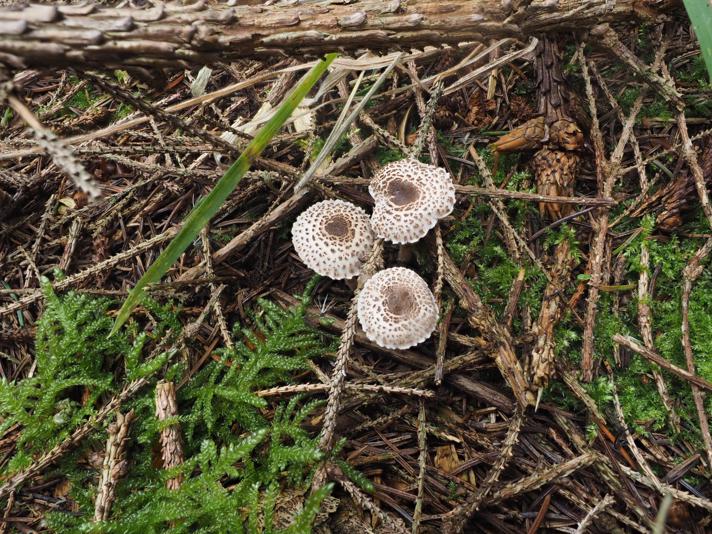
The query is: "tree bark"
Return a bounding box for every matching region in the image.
[0,0,668,72]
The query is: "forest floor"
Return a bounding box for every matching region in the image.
[0,5,711,534]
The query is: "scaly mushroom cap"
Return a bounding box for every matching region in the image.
[369,159,456,244]
[292,199,374,280]
[357,267,438,349]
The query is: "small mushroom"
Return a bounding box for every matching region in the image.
[369,159,456,244]
[357,267,438,349]
[292,199,374,280]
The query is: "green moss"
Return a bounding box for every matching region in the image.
[446,150,545,318]
[673,54,712,89]
[582,225,712,439]
[635,23,657,64]
[375,146,405,165]
[66,77,101,111]
[616,90,673,122]
[615,362,670,433]
[0,282,159,474]
[447,205,485,264]
[684,93,712,118]
[616,87,642,116]
[7,283,341,532]
[113,102,134,121]
[447,205,547,320]
[0,107,12,128]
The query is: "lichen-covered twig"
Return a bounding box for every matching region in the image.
[613,335,712,392]
[637,238,679,430]
[411,400,427,534]
[574,493,615,534]
[312,241,383,490]
[590,60,649,192]
[58,217,83,273]
[592,24,680,105]
[23,194,56,287]
[434,298,452,385]
[407,72,442,162]
[155,381,185,491]
[442,250,533,407]
[201,229,233,349]
[0,491,15,534]
[490,451,598,505]
[618,464,712,513]
[469,146,523,265]
[0,227,177,318]
[578,35,666,381]
[82,71,245,160]
[324,175,617,206]
[257,382,434,399]
[94,410,135,522]
[609,381,664,492]
[332,467,408,534]
[671,83,712,229]
[8,94,101,199]
[681,239,712,472]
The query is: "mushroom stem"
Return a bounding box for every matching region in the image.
[396,244,415,264]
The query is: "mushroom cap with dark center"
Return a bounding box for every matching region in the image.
[385,285,416,316]
[292,200,374,280]
[323,214,350,238]
[357,267,438,349]
[386,178,421,206]
[369,159,456,244]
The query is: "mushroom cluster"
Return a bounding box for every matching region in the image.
[291,158,456,350]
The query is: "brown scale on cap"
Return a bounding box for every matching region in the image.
[369,159,456,244]
[291,199,374,280]
[357,267,438,350]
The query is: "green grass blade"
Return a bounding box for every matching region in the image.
[684,0,712,82]
[111,53,337,335]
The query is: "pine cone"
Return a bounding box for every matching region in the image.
[491,116,583,153]
[630,139,712,231]
[630,173,695,231]
[549,118,584,151]
[531,148,581,220]
[490,116,546,153]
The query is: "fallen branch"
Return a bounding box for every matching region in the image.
[94,410,135,522]
[442,250,533,408]
[613,334,712,392]
[255,382,435,399]
[681,238,712,471]
[0,0,671,71]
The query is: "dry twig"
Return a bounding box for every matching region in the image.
[155,381,185,491]
[94,410,135,522]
